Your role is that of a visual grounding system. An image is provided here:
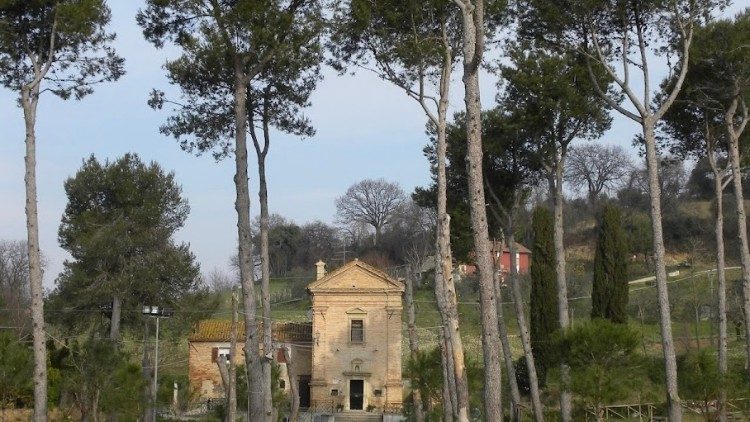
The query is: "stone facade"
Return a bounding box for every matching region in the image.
[187,260,404,413]
[187,320,312,400]
[187,340,247,399]
[308,259,404,412]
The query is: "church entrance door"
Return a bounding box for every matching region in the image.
[349,379,364,410]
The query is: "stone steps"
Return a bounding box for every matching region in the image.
[332,411,382,422]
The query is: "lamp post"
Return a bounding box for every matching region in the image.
[142,305,173,420]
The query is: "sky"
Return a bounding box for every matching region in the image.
[1,1,748,288]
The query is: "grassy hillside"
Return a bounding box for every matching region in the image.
[196,267,745,363]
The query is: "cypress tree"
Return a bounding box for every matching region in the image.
[591,204,629,323]
[529,206,559,384]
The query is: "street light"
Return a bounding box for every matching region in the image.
[142,305,173,420]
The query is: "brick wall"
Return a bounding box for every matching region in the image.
[188,341,246,399]
[188,340,313,400]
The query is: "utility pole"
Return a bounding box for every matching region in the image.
[142,305,173,421]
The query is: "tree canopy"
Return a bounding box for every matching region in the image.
[138,0,323,159]
[415,108,541,260]
[53,154,200,332]
[0,0,124,98]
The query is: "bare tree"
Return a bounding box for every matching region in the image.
[565,144,633,205]
[207,268,236,293]
[335,179,406,246]
[491,253,522,421]
[0,240,31,339]
[398,201,435,285]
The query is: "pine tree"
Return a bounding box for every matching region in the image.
[529,206,558,385]
[591,204,629,324]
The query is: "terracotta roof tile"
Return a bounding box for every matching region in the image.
[189,319,312,343]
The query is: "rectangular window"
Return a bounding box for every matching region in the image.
[350,319,364,343]
[217,347,231,363]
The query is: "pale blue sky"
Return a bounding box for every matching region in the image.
[1,1,747,287]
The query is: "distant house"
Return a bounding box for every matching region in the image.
[188,259,404,413]
[457,241,532,279]
[494,240,532,275]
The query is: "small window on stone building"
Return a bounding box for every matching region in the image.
[374,389,383,397]
[331,389,339,396]
[213,347,231,363]
[351,319,364,343]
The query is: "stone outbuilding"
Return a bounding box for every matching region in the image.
[187,319,312,402]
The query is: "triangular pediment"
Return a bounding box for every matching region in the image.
[346,307,368,315]
[307,259,405,293]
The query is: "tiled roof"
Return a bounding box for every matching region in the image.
[189,319,312,343]
[510,242,531,254]
[493,241,531,254]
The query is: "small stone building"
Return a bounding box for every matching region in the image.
[187,259,405,413]
[188,320,312,401]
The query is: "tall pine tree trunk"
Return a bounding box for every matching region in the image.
[549,163,571,421]
[434,248,461,421]
[433,25,469,420]
[255,126,273,422]
[710,153,728,422]
[508,232,544,421]
[458,2,503,419]
[727,109,750,374]
[439,331,455,422]
[493,265,521,421]
[405,267,425,422]
[282,347,299,422]
[643,122,681,421]
[21,85,48,422]
[107,295,122,422]
[233,66,264,422]
[227,289,238,422]
[110,296,121,341]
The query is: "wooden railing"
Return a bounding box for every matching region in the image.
[584,399,750,421]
